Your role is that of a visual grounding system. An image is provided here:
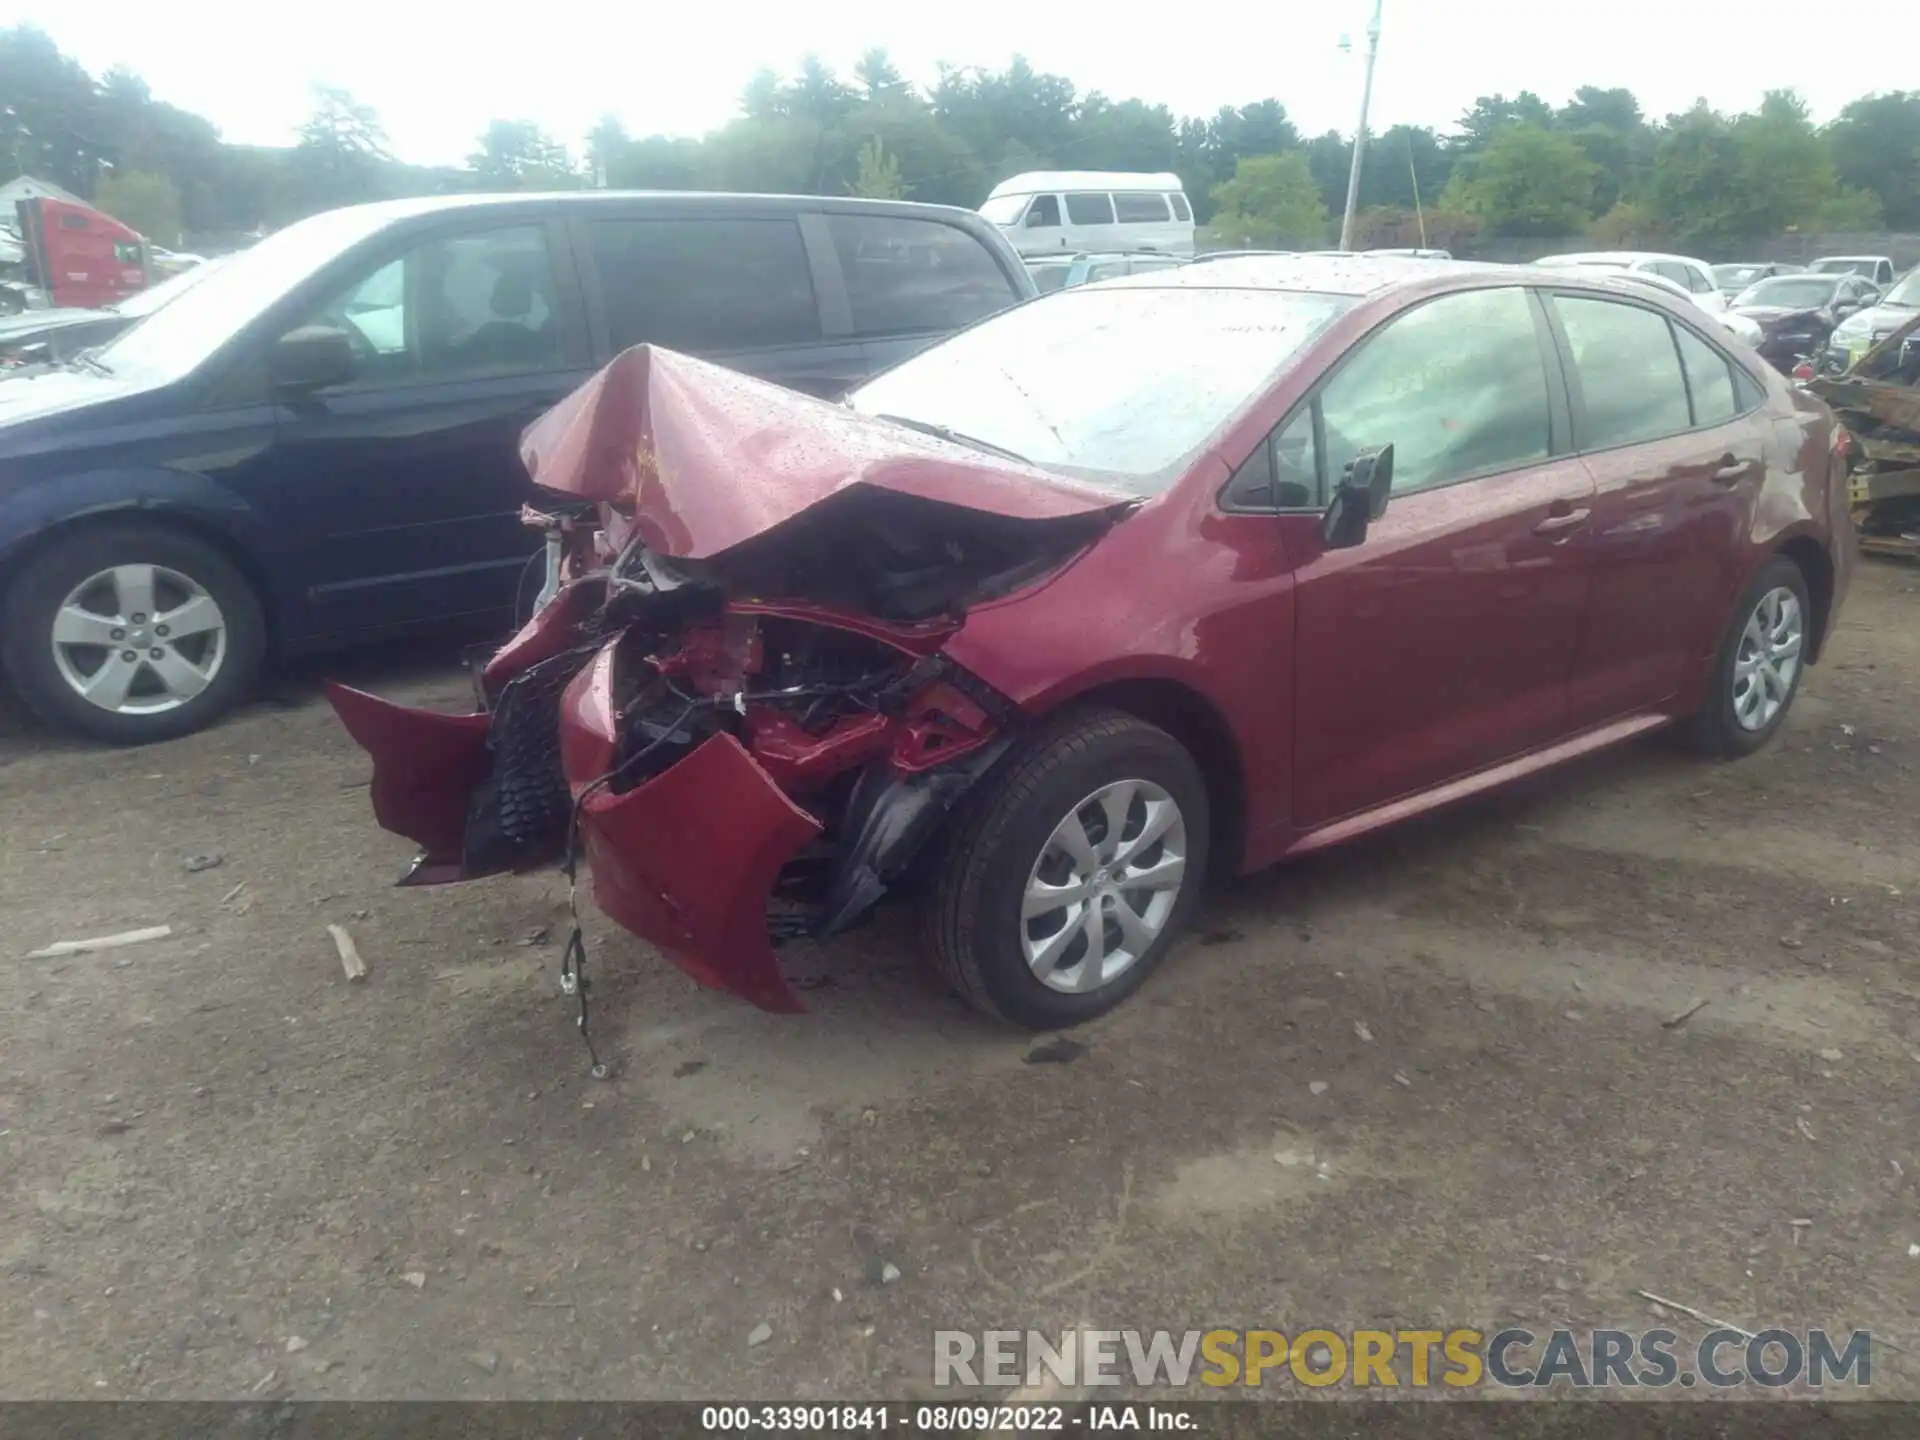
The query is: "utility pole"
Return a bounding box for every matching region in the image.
[1338,0,1384,251]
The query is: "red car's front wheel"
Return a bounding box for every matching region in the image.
[929,708,1211,1029]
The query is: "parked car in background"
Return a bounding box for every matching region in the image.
[331,255,1851,1031]
[0,192,1035,744]
[0,256,229,369]
[1825,266,1920,369]
[1713,261,1800,297]
[1808,255,1897,287]
[147,245,207,278]
[982,171,1195,257]
[1535,251,1730,312]
[1026,251,1187,293]
[1728,272,1881,374]
[1598,269,1764,347]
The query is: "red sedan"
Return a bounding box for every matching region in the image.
[332,257,1853,1032]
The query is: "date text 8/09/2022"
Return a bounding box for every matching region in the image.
[699,1406,1192,1431]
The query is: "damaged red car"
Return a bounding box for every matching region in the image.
[332,258,1853,1031]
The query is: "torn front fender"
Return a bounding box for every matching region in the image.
[326,683,492,885]
[578,733,821,1014]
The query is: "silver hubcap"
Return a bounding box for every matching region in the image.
[1021,778,1189,994]
[49,564,227,716]
[1732,585,1802,732]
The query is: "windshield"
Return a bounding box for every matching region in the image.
[979,195,1029,225]
[108,257,226,319]
[850,285,1353,492]
[1714,264,1763,287]
[1882,272,1920,307]
[93,206,402,379]
[1810,259,1876,277]
[1738,276,1840,308]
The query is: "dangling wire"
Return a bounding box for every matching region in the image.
[557,698,702,1080]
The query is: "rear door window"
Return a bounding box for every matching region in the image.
[1064,193,1115,226]
[1553,295,1691,448]
[826,213,1022,338]
[588,217,820,353]
[1169,194,1193,222]
[1114,193,1170,224]
[1672,324,1739,427]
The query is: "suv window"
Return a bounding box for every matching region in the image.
[1682,263,1715,294]
[1025,195,1061,228]
[588,217,818,353]
[1672,324,1738,427]
[1554,295,1690,448]
[1318,286,1551,496]
[825,213,1020,338]
[288,224,564,389]
[1114,193,1169,223]
[1065,193,1115,225]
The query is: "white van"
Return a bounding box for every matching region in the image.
[980,172,1195,258]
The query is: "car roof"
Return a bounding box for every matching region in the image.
[986,171,1184,197]
[1812,254,1891,263]
[299,190,997,229]
[1092,253,1731,310]
[1536,250,1705,266]
[1099,254,1525,296]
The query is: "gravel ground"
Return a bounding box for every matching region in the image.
[1,561,1917,1402]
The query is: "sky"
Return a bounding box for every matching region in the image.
[11,0,1914,168]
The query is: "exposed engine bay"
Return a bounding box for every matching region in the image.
[443,487,1117,953]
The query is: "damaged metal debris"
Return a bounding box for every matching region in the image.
[1810,309,1920,560]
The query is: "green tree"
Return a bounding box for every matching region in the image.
[852,48,906,103]
[469,119,576,188]
[0,25,105,194]
[1443,123,1598,236]
[286,85,391,215]
[92,169,182,243]
[1826,91,1920,229]
[1210,152,1330,247]
[1729,90,1837,235]
[1587,199,1662,247]
[851,137,903,199]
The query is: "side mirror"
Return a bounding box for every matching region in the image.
[271,324,355,392]
[1320,445,1394,550]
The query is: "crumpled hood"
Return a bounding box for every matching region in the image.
[517,345,1130,562]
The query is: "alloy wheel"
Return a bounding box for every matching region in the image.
[1731,585,1803,732]
[48,564,229,716]
[1020,777,1190,994]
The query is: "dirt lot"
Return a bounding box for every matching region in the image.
[2,562,1918,1403]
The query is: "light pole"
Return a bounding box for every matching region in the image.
[1338,0,1384,251]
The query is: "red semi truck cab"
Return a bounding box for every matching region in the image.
[15,196,150,309]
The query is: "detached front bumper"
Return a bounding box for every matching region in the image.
[554,639,821,1013]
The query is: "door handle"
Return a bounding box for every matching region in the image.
[1712,455,1758,485]
[1533,506,1591,535]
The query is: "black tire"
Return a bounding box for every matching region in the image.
[1684,554,1811,759]
[929,708,1211,1030]
[1,522,266,745]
